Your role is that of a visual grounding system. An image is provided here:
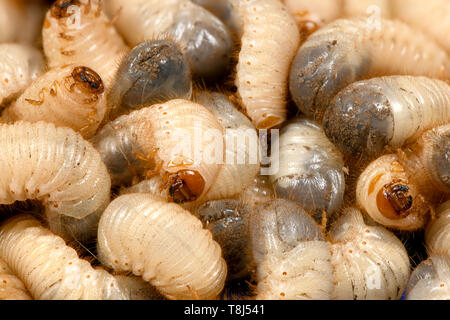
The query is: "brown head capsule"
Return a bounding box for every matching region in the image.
[377,182,413,220]
[168,170,206,203]
[71,66,104,95]
[50,0,80,18]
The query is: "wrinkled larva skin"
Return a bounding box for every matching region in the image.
[0,215,133,300]
[290,18,450,122]
[97,193,227,300]
[231,0,300,129]
[193,91,260,201]
[119,175,167,199]
[323,76,450,158]
[42,0,129,88]
[196,199,253,281]
[0,43,45,106]
[426,201,450,256]
[92,99,224,204]
[270,117,345,221]
[2,65,107,139]
[114,275,166,300]
[329,208,411,300]
[405,254,450,300]
[356,125,450,231]
[392,0,450,53]
[0,121,111,241]
[239,175,275,208]
[103,0,232,80]
[249,199,334,300]
[0,257,32,300]
[108,40,192,121]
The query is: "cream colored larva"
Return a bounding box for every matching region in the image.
[0,215,134,300]
[249,199,334,300]
[0,257,32,300]
[356,124,450,231]
[42,0,129,88]
[426,201,450,256]
[97,193,227,300]
[343,0,392,18]
[230,0,300,129]
[290,18,450,122]
[2,65,107,139]
[0,43,45,107]
[323,76,450,158]
[0,121,111,242]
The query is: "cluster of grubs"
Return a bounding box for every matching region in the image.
[0,0,448,301]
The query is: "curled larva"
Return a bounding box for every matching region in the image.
[290,18,450,121]
[0,215,133,300]
[0,257,32,300]
[103,0,232,80]
[323,76,450,158]
[328,208,411,300]
[249,199,334,300]
[392,0,450,53]
[107,40,192,120]
[0,43,45,106]
[92,99,223,204]
[97,193,227,300]
[426,201,450,256]
[42,0,129,88]
[356,125,450,230]
[270,117,345,221]
[2,65,107,139]
[230,0,300,129]
[0,121,111,241]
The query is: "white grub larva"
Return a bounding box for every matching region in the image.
[392,0,450,53]
[356,124,450,231]
[0,43,45,107]
[107,40,192,121]
[103,0,232,80]
[42,0,129,88]
[97,193,227,300]
[328,208,411,300]
[231,0,300,129]
[0,215,133,300]
[290,18,450,122]
[2,65,107,139]
[249,199,334,300]
[323,76,450,158]
[270,117,345,221]
[92,99,223,204]
[0,257,32,300]
[426,201,450,256]
[0,121,111,242]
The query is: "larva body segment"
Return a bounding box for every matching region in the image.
[103,0,232,80]
[92,99,223,204]
[119,176,167,198]
[239,175,275,208]
[343,0,392,18]
[290,18,450,122]
[323,76,450,158]
[0,257,32,300]
[0,215,132,300]
[426,201,450,256]
[42,0,129,88]
[0,121,111,239]
[329,208,410,300]
[0,43,45,106]
[97,193,227,300]
[270,117,345,221]
[108,40,192,121]
[249,199,334,300]
[231,0,300,129]
[3,65,107,139]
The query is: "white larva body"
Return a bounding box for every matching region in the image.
[231,0,300,129]
[0,215,132,300]
[426,201,450,256]
[2,65,107,139]
[42,0,129,88]
[0,257,32,300]
[329,208,411,300]
[343,0,392,18]
[97,193,227,300]
[0,43,45,106]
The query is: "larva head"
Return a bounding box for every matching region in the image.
[108,40,192,119]
[50,0,81,18]
[376,181,413,220]
[167,170,206,204]
[323,81,394,158]
[71,66,104,95]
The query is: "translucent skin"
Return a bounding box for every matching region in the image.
[97,193,227,300]
[426,201,450,256]
[107,40,192,120]
[0,257,32,300]
[270,117,345,221]
[290,18,450,122]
